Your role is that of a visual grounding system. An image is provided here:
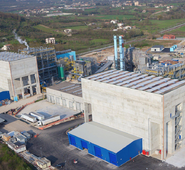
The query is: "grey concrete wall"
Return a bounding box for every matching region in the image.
[150,122,160,155]
[0,61,11,90]
[46,88,84,112]
[82,78,185,160]
[10,57,38,79]
[82,78,163,154]
[163,85,185,158]
[10,57,40,98]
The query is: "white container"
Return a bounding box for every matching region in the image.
[29,112,45,121]
[21,114,37,123]
[38,115,60,126]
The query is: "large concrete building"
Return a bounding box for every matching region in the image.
[20,47,58,83]
[46,82,83,112]
[69,69,185,166]
[0,52,40,100]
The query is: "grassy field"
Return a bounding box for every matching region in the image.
[151,19,185,29]
[33,24,63,34]
[138,18,185,34]
[167,25,185,36]
[170,26,185,32]
[95,14,134,20]
[63,25,88,30]
[0,143,34,170]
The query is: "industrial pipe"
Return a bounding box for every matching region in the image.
[119,36,125,71]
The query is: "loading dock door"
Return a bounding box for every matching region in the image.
[109,153,117,166]
[94,146,102,158]
[70,136,76,146]
[81,140,88,149]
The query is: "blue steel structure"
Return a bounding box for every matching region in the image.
[0,91,10,101]
[56,51,76,60]
[170,45,177,52]
[68,126,142,166]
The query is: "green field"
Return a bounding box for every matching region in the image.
[33,24,63,34]
[95,14,134,20]
[151,19,185,29]
[138,18,185,33]
[34,25,54,33]
[64,25,88,30]
[90,39,108,43]
[0,143,34,170]
[171,26,185,32]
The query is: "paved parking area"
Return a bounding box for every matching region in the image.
[166,147,185,168]
[27,118,185,170]
[1,113,185,170]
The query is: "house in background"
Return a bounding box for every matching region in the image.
[1,44,12,51]
[45,37,55,44]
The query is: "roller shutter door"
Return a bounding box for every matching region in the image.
[94,146,102,158]
[81,140,88,149]
[56,97,60,105]
[70,136,76,146]
[62,99,66,107]
[76,102,81,111]
[69,101,73,109]
[109,152,117,166]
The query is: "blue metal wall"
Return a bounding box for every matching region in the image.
[68,133,142,166]
[116,139,142,166]
[0,91,10,101]
[56,51,76,60]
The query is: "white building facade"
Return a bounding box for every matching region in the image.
[0,52,40,99]
[82,70,185,160]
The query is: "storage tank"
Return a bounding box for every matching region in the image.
[21,114,37,123]
[29,112,45,121]
[38,115,60,126]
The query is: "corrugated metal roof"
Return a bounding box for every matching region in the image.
[69,121,140,153]
[85,70,185,95]
[0,52,34,62]
[47,82,82,97]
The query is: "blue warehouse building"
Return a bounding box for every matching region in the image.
[0,88,10,101]
[68,122,142,166]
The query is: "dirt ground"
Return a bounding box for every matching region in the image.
[81,47,114,62]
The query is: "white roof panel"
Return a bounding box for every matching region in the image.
[69,122,140,153]
[85,70,185,95]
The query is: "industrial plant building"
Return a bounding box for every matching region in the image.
[56,49,76,61]
[151,45,164,52]
[0,52,40,100]
[20,47,58,83]
[69,69,185,166]
[143,59,185,80]
[46,82,83,112]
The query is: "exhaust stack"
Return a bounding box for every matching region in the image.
[114,35,118,69]
[119,36,125,71]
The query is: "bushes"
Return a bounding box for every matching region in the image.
[0,143,34,170]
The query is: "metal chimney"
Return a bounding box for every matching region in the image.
[114,35,118,69]
[119,36,125,71]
